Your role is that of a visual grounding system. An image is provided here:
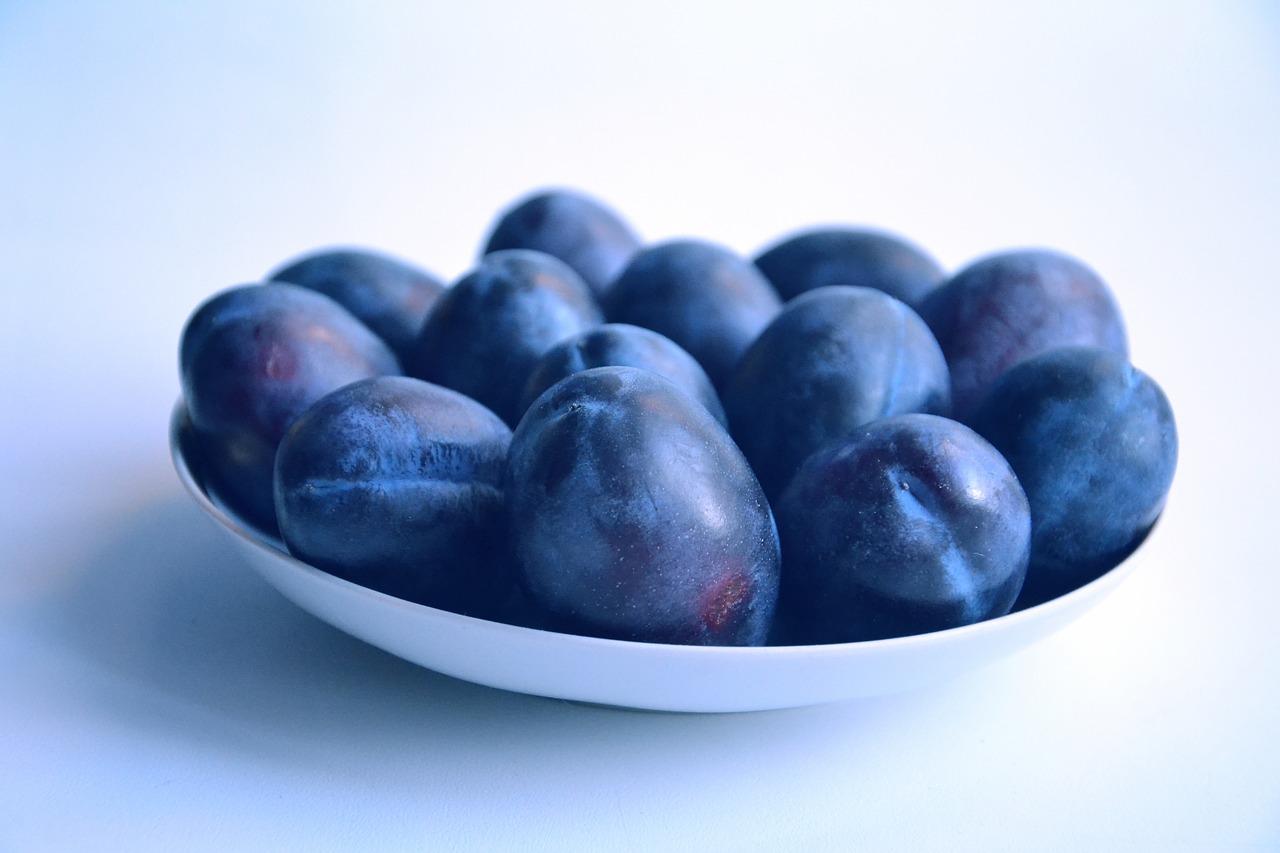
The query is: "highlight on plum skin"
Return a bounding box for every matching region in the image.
[505,366,780,646]
[518,322,727,428]
[722,285,951,502]
[178,282,401,535]
[406,248,604,428]
[173,187,1179,648]
[267,247,446,365]
[273,375,518,620]
[773,414,1031,645]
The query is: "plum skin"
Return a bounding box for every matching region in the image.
[267,247,445,365]
[406,249,603,427]
[481,188,642,300]
[918,248,1129,421]
[754,226,946,309]
[723,285,951,501]
[601,239,783,391]
[774,414,1031,644]
[506,366,780,646]
[273,375,516,618]
[518,323,726,427]
[178,282,401,534]
[968,347,1178,608]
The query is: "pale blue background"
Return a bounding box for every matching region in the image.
[2,2,1278,850]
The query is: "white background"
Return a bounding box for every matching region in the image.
[2,1,1278,850]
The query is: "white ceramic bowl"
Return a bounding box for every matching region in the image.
[170,401,1145,713]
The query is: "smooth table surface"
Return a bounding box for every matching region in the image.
[3,3,1279,850]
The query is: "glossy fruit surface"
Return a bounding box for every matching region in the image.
[723,285,951,500]
[506,367,780,646]
[274,375,516,618]
[918,249,1128,420]
[968,347,1177,608]
[775,414,1031,644]
[602,239,783,390]
[267,247,445,364]
[519,323,726,426]
[481,188,642,299]
[179,282,400,533]
[407,249,603,427]
[754,226,945,308]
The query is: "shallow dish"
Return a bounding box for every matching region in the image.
[170,401,1144,713]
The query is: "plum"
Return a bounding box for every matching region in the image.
[518,323,726,426]
[506,366,780,646]
[267,247,446,365]
[967,347,1178,608]
[722,285,951,501]
[406,249,603,427]
[481,188,642,300]
[918,248,1129,421]
[179,283,401,534]
[754,226,946,309]
[774,414,1031,644]
[601,239,783,390]
[273,376,516,618]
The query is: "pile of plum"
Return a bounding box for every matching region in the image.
[178,189,1178,646]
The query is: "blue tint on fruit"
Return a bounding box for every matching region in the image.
[267,247,445,365]
[273,376,517,619]
[723,286,951,501]
[518,323,726,426]
[482,188,642,299]
[179,283,401,534]
[506,367,780,646]
[967,347,1178,608]
[775,414,1030,644]
[918,249,1128,421]
[754,226,946,308]
[601,239,783,390]
[407,249,603,427]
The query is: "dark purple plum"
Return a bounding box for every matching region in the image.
[754,226,945,309]
[918,248,1128,421]
[775,414,1031,644]
[506,366,780,646]
[518,323,726,426]
[723,286,951,501]
[967,347,1177,608]
[273,376,516,619]
[179,283,401,534]
[601,239,783,390]
[406,249,603,427]
[267,247,445,365]
[481,188,642,300]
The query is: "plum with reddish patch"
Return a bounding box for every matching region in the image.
[918,248,1128,420]
[506,366,780,645]
[179,282,400,534]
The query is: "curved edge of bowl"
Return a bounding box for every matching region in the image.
[169,399,1147,712]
